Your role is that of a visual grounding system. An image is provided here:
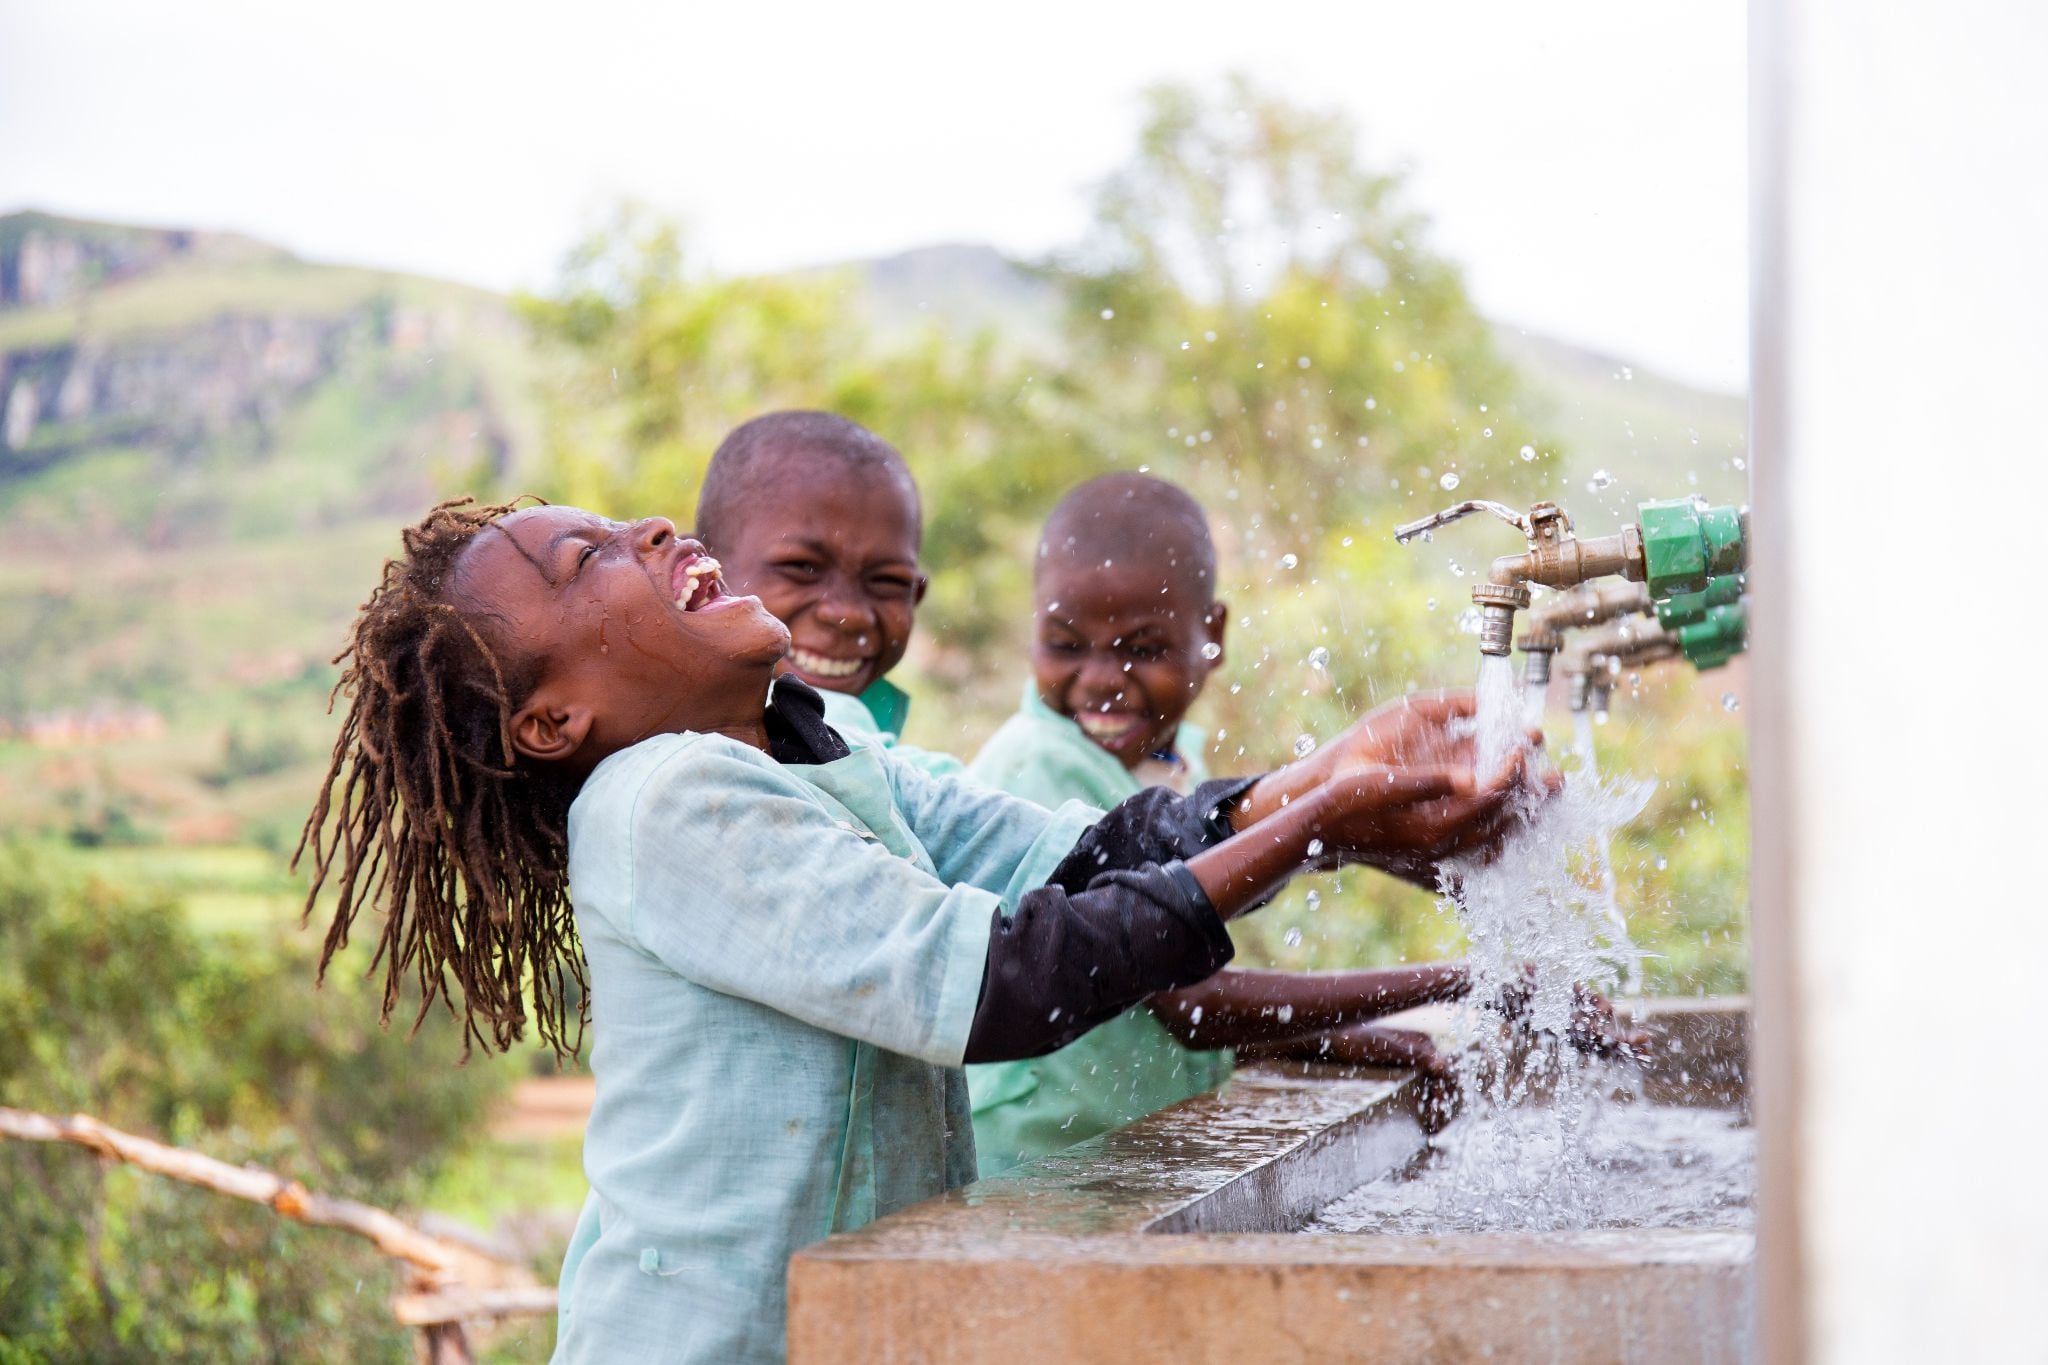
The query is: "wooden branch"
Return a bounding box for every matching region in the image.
[393,1286,562,1327]
[0,1105,554,1327]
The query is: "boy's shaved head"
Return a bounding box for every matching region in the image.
[1037,472,1216,600]
[697,411,920,550]
[700,410,929,697]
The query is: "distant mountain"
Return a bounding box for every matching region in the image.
[0,214,1744,846]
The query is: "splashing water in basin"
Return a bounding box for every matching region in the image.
[1312,1094,1756,1235]
[1429,653,1657,1229]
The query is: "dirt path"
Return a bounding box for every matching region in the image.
[495,1076,595,1141]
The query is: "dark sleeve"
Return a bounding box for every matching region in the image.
[960,775,1264,1063]
[961,859,1233,1063]
[1039,776,1259,894]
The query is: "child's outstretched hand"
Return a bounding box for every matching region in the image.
[1245,691,1554,886]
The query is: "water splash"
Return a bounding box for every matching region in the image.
[1430,654,1654,1229]
[1313,1099,1754,1234]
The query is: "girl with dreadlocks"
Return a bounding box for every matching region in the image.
[300,497,1532,1365]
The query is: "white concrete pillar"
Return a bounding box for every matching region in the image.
[1751,2,2048,1361]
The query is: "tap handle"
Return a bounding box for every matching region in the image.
[1392,500,1532,544]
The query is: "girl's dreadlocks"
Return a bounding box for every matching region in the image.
[295,497,586,1057]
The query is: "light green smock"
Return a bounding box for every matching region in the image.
[552,723,1096,1365]
[965,685,1233,1177]
[819,677,970,780]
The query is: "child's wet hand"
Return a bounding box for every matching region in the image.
[1567,986,1652,1061]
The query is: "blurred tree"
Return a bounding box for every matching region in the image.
[0,852,510,1362]
[1056,73,1548,533]
[519,206,1104,662]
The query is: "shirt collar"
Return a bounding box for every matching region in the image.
[764,675,853,765]
[856,677,912,738]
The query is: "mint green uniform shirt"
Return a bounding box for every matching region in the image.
[552,727,1095,1364]
[820,678,970,781]
[964,686,1233,1176]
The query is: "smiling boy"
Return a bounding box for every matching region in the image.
[696,410,962,774]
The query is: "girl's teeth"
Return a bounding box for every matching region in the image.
[1077,714,1140,737]
[791,648,863,679]
[676,557,722,606]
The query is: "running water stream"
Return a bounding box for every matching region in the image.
[1423,653,1655,1230]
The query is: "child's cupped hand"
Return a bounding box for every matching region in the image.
[1280,692,1557,884]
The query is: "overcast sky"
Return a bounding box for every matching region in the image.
[0,0,1745,391]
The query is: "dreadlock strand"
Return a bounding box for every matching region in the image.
[297,497,585,1058]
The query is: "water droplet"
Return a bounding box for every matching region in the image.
[1448,560,1465,577]
[1189,1005,1204,1024]
[1099,308,1115,320]
[1519,444,1537,462]
[1306,838,1324,858]
[1278,553,1299,570]
[1180,339,1191,350]
[1199,640,1222,661]
[1305,889,1322,912]
[1721,692,1740,712]
[1283,927,1303,947]
[1480,427,1493,438]
[1439,471,1461,491]
[1293,733,1318,758]
[1655,855,1670,871]
[1587,469,1616,492]
[1455,606,1482,635]
[1307,646,1330,669]
[1275,1004,1295,1024]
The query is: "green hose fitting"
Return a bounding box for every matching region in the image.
[1676,602,1747,670]
[1654,573,1747,630]
[1638,498,1749,597]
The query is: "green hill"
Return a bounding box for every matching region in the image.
[0,211,540,856]
[0,214,1745,861]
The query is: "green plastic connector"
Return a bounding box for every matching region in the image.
[1638,498,1750,597]
[1655,573,1747,630]
[1676,602,1747,669]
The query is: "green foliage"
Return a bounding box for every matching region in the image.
[0,850,513,1361]
[519,205,1106,660]
[1056,74,1547,531]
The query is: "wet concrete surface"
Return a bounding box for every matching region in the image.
[788,998,1754,1364]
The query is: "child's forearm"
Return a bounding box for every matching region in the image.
[1185,784,1349,915]
[1148,963,1468,1046]
[1238,1023,1443,1069]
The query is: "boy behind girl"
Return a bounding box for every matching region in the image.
[966,474,1469,1174]
[697,410,962,776]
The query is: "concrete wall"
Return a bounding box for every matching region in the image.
[1749,3,2048,1361]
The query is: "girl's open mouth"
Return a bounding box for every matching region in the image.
[673,553,730,612]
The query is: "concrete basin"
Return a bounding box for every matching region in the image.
[789,997,1751,1364]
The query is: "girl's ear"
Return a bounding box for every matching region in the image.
[510,695,596,765]
[913,572,930,606]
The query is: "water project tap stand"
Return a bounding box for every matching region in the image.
[1392,496,1749,658]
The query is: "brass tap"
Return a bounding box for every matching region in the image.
[1395,499,1648,656]
[1518,580,1655,691]
[1560,618,1681,712]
